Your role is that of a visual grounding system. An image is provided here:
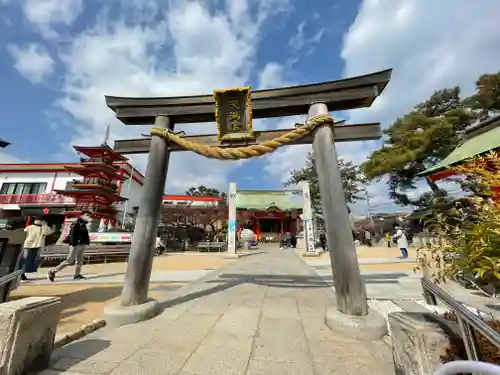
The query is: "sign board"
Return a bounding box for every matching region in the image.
[89,232,132,243]
[214,86,255,143]
[304,219,316,252]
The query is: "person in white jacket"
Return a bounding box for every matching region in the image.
[393,224,409,259]
[21,218,53,280]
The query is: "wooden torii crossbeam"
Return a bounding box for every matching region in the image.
[113,122,382,154]
[104,69,393,336]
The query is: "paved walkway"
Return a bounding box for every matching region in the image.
[43,246,394,375]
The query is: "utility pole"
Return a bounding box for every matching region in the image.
[364,190,374,225]
[121,164,134,227]
[103,125,110,146]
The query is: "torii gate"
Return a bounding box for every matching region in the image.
[104,69,392,339]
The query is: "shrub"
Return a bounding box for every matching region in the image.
[416,152,500,296]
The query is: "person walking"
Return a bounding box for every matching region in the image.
[47,217,90,282]
[384,232,392,248]
[155,234,166,255]
[393,224,409,259]
[318,232,327,251]
[21,218,53,281]
[364,230,373,247]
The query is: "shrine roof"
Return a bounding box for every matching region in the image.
[236,190,302,211]
[419,115,500,178]
[162,195,220,202]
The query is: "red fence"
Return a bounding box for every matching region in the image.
[0,194,75,205]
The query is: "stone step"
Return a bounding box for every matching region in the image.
[393,299,432,314]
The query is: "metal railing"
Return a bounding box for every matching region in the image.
[0,194,75,205]
[0,269,23,302]
[422,277,500,361]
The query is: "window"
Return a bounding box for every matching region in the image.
[0,183,47,194]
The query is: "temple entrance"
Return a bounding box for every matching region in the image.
[106,68,392,318]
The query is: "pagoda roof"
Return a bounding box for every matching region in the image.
[236,190,302,211]
[79,161,121,171]
[74,144,127,162]
[55,188,127,202]
[65,165,126,180]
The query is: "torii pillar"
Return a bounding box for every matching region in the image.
[309,103,387,340]
[104,115,172,326]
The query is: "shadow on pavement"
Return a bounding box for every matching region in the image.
[159,271,411,309]
[51,339,111,367]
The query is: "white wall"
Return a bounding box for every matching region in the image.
[0,170,143,217]
[114,176,143,224]
[0,171,81,193]
[0,172,80,210]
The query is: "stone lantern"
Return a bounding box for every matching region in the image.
[240,228,255,250]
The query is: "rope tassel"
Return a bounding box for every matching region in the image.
[149,114,334,160]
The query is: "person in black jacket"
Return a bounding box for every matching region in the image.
[48,217,90,282]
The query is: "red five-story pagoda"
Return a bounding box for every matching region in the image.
[55,144,128,231]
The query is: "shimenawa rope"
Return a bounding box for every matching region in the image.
[149,114,334,160]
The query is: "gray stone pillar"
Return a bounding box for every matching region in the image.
[310,103,387,340]
[119,115,172,307]
[225,182,238,259]
[310,103,368,316]
[104,115,173,327]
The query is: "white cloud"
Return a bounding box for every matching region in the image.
[0,151,28,164]
[340,0,500,159]
[258,62,286,89]
[288,20,324,55]
[7,43,55,83]
[51,0,291,193]
[268,0,500,214]
[289,21,306,50]
[22,0,82,38]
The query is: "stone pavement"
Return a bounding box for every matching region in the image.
[41,245,394,375]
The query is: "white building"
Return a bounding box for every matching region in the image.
[0,162,144,231]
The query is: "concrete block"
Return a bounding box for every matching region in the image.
[0,296,62,375]
[325,307,388,341]
[388,312,455,375]
[103,298,162,328]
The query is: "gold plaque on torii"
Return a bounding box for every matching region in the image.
[214,86,255,143]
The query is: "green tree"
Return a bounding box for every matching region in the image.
[185,185,224,198]
[285,152,367,215]
[361,87,474,207]
[463,71,500,120]
[185,185,227,240]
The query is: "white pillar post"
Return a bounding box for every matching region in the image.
[226,182,237,257]
[301,181,316,253]
[98,219,106,232]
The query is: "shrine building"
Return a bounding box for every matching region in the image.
[160,189,304,242]
[419,114,500,200]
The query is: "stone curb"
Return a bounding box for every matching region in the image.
[53,319,107,349]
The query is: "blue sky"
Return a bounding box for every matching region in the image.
[1,0,500,215]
